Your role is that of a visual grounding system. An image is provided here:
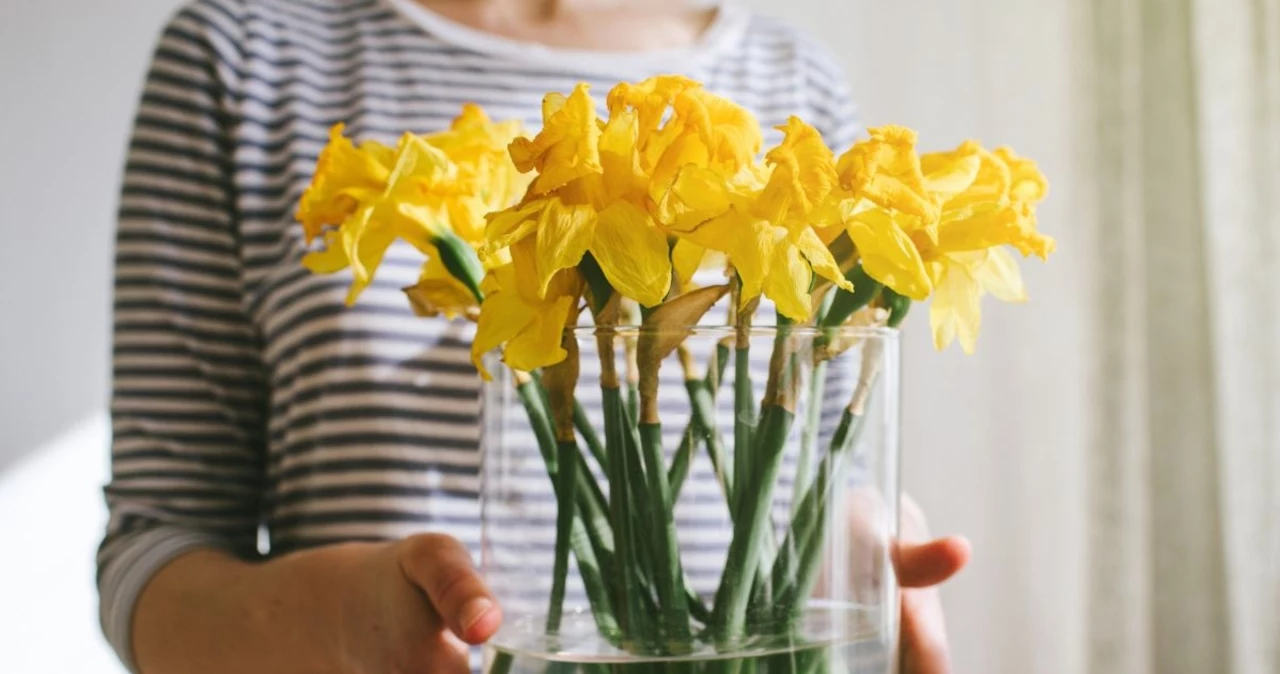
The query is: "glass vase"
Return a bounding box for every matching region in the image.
[479,325,900,674]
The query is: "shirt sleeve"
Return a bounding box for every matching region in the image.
[97,2,264,671]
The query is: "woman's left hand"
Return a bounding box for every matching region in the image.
[894,494,971,674]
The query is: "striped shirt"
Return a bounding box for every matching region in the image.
[99,0,861,670]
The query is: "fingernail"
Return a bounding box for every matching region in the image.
[459,597,495,632]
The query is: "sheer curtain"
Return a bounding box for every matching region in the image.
[755,0,1280,672]
[1088,0,1280,672]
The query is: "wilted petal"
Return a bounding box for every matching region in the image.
[845,208,932,300]
[590,201,672,306]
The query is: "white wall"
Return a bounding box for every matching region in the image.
[0,1,1091,673]
[0,0,185,467]
[0,1,183,671]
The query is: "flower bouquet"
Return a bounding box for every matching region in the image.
[299,76,1052,674]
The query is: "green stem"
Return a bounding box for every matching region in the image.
[487,650,513,674]
[602,385,652,646]
[626,383,640,425]
[709,403,796,640]
[669,378,734,501]
[791,289,835,517]
[547,440,579,633]
[731,337,755,518]
[638,421,693,649]
[790,360,827,517]
[516,381,621,640]
[574,400,609,476]
[772,407,867,621]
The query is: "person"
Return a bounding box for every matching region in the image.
[100,0,971,672]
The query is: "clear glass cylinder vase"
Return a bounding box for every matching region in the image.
[480,326,900,674]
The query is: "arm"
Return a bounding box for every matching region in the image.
[99,5,500,673]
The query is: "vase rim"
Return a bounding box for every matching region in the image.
[565,325,900,339]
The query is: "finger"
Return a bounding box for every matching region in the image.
[893,536,970,588]
[398,533,504,644]
[901,587,951,674]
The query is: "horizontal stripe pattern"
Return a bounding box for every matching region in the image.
[98,0,864,671]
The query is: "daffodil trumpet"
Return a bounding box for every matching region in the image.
[299,75,1054,674]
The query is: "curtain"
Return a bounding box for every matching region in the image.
[1088,0,1280,673]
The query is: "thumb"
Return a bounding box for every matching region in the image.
[398,533,503,644]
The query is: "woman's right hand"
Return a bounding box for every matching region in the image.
[132,533,502,674]
[335,534,504,674]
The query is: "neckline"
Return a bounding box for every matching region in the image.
[383,0,748,73]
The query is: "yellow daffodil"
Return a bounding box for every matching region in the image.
[296,123,394,245]
[420,104,530,243]
[829,128,1055,352]
[484,83,676,308]
[301,131,459,303]
[470,246,583,377]
[659,118,851,322]
[299,109,527,305]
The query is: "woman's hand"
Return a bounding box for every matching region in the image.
[336,534,503,674]
[132,533,502,674]
[894,494,971,674]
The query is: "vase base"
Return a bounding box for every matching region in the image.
[485,605,895,674]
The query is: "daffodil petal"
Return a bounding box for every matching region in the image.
[509,84,602,194]
[920,141,983,195]
[969,247,1027,303]
[471,287,539,378]
[671,238,706,287]
[845,209,932,300]
[792,226,852,291]
[764,244,813,322]
[302,231,350,274]
[535,199,596,298]
[663,165,732,221]
[928,258,982,354]
[505,295,574,372]
[755,117,837,223]
[994,147,1049,204]
[589,201,672,306]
